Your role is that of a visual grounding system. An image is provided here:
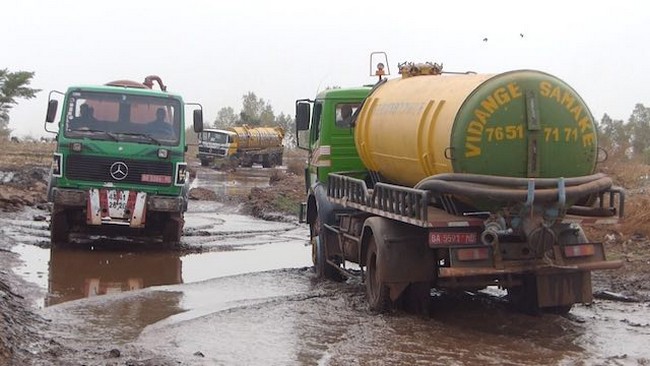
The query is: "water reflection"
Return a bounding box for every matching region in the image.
[191,167,273,196]
[47,246,182,306]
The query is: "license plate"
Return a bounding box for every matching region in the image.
[106,189,128,212]
[429,232,477,246]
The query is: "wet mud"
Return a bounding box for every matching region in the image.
[1,165,649,365]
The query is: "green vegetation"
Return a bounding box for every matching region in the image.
[0,69,40,139]
[213,92,295,147]
[597,103,650,161]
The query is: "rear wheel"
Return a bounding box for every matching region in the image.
[200,159,209,167]
[262,155,271,168]
[507,275,540,315]
[543,305,572,315]
[401,282,432,316]
[365,236,391,313]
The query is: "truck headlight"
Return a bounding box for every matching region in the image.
[71,142,83,152]
[175,162,188,186]
[52,153,63,177]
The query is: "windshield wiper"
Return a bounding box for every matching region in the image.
[70,128,119,141]
[115,132,162,145]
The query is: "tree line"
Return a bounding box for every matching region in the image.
[210,91,296,147]
[598,103,650,162]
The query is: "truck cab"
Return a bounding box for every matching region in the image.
[296,87,370,191]
[44,76,203,246]
[197,128,238,167]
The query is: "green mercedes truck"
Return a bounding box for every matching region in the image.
[44,76,203,247]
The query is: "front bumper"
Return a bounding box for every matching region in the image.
[52,187,185,228]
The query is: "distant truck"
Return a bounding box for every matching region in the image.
[44,75,203,247]
[296,57,624,314]
[197,126,284,169]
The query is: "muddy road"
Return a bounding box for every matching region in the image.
[1,165,649,365]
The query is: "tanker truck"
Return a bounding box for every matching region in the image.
[44,75,204,247]
[197,125,284,169]
[295,60,625,314]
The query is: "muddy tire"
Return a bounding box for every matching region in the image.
[401,282,432,316]
[543,305,572,315]
[508,275,541,315]
[200,159,210,167]
[50,205,69,247]
[365,236,391,313]
[162,213,184,248]
[262,155,271,168]
[310,217,343,281]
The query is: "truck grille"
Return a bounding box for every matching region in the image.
[65,155,174,186]
[198,147,226,155]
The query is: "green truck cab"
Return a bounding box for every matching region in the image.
[296,87,370,188]
[44,76,203,246]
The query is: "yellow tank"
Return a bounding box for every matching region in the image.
[355,70,597,187]
[229,125,285,149]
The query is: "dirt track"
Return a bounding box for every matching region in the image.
[0,150,650,365]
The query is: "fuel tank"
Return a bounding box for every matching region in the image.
[354,70,598,187]
[230,126,285,149]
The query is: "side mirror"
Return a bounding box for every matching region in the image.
[46,100,58,123]
[296,102,311,131]
[193,109,203,133]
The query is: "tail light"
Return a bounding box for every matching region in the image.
[456,248,489,261]
[564,244,595,258]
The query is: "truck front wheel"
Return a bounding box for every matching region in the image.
[200,159,210,167]
[162,213,184,248]
[365,235,391,313]
[310,217,343,281]
[50,205,70,247]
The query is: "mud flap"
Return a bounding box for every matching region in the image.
[363,217,435,301]
[536,271,592,307]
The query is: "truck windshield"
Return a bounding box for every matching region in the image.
[64,91,182,145]
[199,131,229,144]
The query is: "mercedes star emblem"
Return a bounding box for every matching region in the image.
[110,162,129,181]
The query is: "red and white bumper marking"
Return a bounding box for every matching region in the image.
[87,189,147,228]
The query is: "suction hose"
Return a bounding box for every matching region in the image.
[414,173,612,204]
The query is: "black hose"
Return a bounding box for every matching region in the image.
[415,176,612,204]
[415,173,607,189]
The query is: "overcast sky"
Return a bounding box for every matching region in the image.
[2,0,648,138]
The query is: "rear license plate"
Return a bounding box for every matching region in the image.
[429,232,477,246]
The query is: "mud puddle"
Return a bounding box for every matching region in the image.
[2,201,310,309]
[39,267,650,365]
[2,165,649,365]
[190,165,280,195]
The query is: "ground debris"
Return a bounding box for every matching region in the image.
[188,187,217,201]
[593,290,640,303]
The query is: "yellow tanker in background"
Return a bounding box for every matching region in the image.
[197,125,285,168]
